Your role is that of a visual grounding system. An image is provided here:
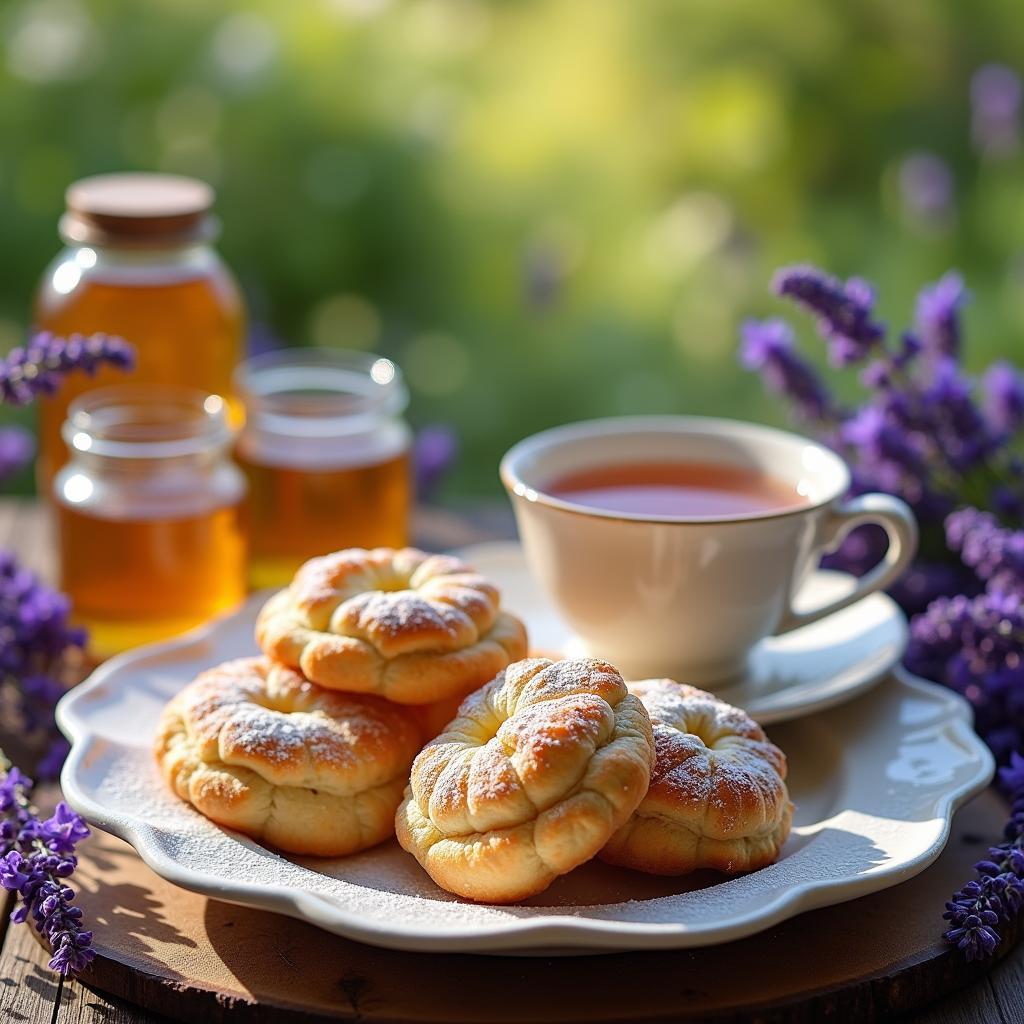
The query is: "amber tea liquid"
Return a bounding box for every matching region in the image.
[547,461,808,517]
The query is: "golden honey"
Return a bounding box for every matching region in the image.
[57,503,247,657]
[34,173,245,490]
[234,350,412,589]
[236,450,410,589]
[54,386,248,657]
[36,271,243,487]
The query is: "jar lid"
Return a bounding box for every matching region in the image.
[59,173,219,247]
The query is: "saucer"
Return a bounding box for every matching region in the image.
[457,541,908,725]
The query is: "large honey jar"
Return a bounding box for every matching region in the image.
[34,172,245,490]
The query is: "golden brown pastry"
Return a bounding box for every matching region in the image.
[407,693,466,744]
[395,657,655,903]
[600,679,792,875]
[155,657,420,856]
[255,547,528,705]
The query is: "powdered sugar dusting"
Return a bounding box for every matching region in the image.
[280,547,500,653]
[628,679,788,836]
[340,590,469,639]
[173,657,415,786]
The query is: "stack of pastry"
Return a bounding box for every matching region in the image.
[396,662,792,901]
[155,545,793,903]
[155,547,527,856]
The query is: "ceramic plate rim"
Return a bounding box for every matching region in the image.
[56,594,995,953]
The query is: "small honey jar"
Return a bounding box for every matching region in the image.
[54,386,248,657]
[234,348,412,589]
[34,172,245,491]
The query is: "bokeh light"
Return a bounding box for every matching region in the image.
[1,0,1022,497]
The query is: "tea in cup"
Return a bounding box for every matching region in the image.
[500,416,917,685]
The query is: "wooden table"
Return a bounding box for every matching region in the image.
[0,498,1022,1024]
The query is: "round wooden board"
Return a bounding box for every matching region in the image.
[57,789,1020,1024]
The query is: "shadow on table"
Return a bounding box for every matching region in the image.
[199,829,897,1023]
[76,838,198,967]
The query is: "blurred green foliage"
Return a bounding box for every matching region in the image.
[3,0,1024,496]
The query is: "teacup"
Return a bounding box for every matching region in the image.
[500,415,917,686]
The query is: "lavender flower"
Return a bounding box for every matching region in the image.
[0,552,85,779]
[744,264,1024,606]
[839,404,927,479]
[0,427,34,481]
[944,508,1024,594]
[944,878,1012,960]
[246,321,285,358]
[0,763,93,975]
[942,746,1024,960]
[739,319,833,421]
[915,272,968,360]
[906,509,1024,767]
[898,152,955,223]
[972,64,1022,157]
[414,425,459,500]
[0,551,85,674]
[983,362,1024,436]
[0,331,134,406]
[773,265,885,367]
[921,357,997,472]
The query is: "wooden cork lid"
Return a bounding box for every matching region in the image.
[60,172,218,247]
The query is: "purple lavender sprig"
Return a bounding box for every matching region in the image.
[739,319,835,422]
[0,426,34,482]
[916,272,969,360]
[0,331,134,406]
[772,265,886,367]
[972,64,1023,158]
[906,510,1024,764]
[414,424,459,500]
[0,760,93,975]
[943,755,1024,960]
[982,361,1024,438]
[743,264,1019,615]
[0,551,85,779]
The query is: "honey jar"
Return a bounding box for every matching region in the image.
[54,386,248,657]
[34,172,245,490]
[234,348,412,588]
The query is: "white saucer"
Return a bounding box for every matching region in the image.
[457,541,908,724]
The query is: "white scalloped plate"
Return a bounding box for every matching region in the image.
[57,559,993,954]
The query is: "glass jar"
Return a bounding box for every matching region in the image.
[234,348,412,589]
[54,386,248,657]
[35,172,246,490]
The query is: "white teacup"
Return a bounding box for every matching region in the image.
[500,415,918,686]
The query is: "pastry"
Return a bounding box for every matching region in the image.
[395,657,655,903]
[256,547,528,705]
[600,679,792,875]
[407,694,466,744]
[155,657,420,856]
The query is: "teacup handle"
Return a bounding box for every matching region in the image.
[775,493,918,634]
